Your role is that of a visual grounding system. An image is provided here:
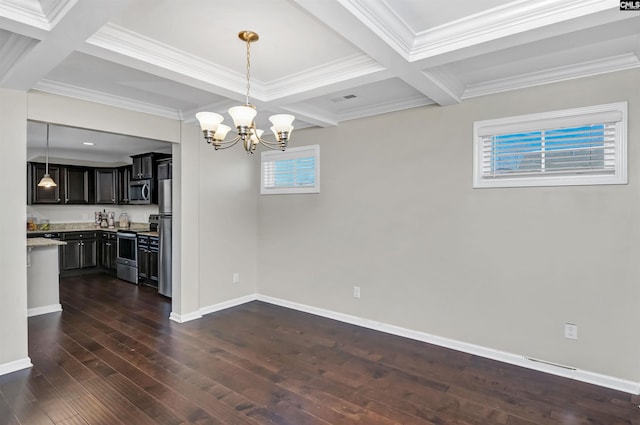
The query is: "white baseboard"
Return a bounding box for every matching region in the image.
[0,357,32,376]
[199,293,258,316]
[27,304,62,317]
[255,294,640,395]
[170,294,260,324]
[169,310,202,323]
[194,293,640,394]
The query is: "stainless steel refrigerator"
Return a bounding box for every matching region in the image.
[157,178,172,297]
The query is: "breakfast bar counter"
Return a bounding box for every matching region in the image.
[27,237,66,317]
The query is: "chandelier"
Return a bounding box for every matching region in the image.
[196,31,295,153]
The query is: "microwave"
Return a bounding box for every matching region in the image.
[129,179,153,204]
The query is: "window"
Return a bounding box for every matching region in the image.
[473,102,627,188]
[261,145,320,194]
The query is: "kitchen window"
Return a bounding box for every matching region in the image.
[473,102,627,188]
[261,145,320,194]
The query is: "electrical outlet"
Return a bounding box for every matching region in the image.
[353,286,361,299]
[233,273,239,283]
[564,323,578,340]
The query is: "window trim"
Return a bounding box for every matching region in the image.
[260,144,320,195]
[472,102,628,188]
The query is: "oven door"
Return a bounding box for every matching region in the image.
[117,232,138,284]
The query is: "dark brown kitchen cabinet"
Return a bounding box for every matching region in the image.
[118,165,131,204]
[131,154,154,180]
[28,163,94,205]
[60,232,97,274]
[95,168,118,204]
[138,235,159,287]
[98,231,117,274]
[29,163,62,204]
[131,152,171,181]
[63,167,93,204]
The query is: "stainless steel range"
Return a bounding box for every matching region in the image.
[116,230,138,284]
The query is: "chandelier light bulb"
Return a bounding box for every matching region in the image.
[214,124,232,141]
[251,129,264,145]
[269,114,295,132]
[228,105,257,128]
[195,112,223,131]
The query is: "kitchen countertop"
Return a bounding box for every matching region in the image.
[137,231,159,237]
[27,222,151,236]
[27,238,67,247]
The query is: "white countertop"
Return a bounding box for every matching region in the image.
[27,238,67,247]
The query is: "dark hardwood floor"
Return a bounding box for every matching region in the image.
[1,273,638,424]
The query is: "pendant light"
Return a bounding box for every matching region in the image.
[37,124,57,188]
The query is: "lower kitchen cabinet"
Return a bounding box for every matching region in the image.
[138,235,158,287]
[60,232,97,274]
[98,231,118,274]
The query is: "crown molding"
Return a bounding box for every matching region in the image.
[338,95,433,122]
[0,0,49,29]
[87,24,252,98]
[34,79,183,120]
[411,0,619,61]
[0,32,36,78]
[281,103,338,128]
[337,0,414,59]
[88,24,388,104]
[463,53,640,99]
[265,53,386,101]
[44,0,78,28]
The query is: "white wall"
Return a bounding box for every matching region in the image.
[257,69,640,383]
[0,89,30,373]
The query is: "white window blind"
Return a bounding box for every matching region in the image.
[261,145,320,194]
[473,102,627,188]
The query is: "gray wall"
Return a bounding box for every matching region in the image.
[0,89,29,370]
[257,69,640,382]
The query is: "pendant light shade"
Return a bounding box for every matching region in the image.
[37,123,57,188]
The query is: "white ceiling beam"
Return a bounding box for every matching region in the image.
[0,0,134,90]
[292,0,462,106]
[409,5,635,70]
[280,103,338,128]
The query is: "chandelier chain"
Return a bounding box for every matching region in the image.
[245,39,251,105]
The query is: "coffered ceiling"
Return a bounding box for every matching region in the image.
[1,0,639,155]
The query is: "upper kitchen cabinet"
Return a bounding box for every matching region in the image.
[29,163,62,204]
[28,162,94,205]
[63,166,93,204]
[95,168,118,204]
[118,166,132,204]
[131,153,171,181]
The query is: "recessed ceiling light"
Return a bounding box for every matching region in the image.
[83,142,95,146]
